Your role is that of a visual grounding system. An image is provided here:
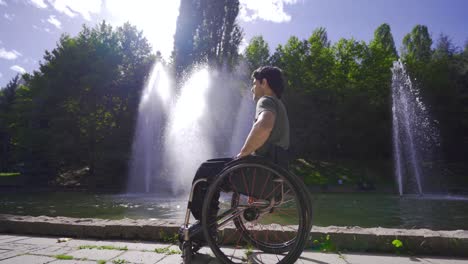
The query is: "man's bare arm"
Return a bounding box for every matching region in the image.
[236,111,275,158]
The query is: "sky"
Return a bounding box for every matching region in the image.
[0,0,467,87]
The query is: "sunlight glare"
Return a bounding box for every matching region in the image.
[172,68,211,131]
[105,0,180,58]
[140,62,172,107]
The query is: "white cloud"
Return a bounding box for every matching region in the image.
[0,72,3,78]
[47,15,61,29]
[239,0,299,23]
[44,28,51,33]
[0,0,7,6]
[4,13,14,21]
[0,48,22,60]
[47,0,101,21]
[4,13,15,21]
[10,65,26,74]
[29,0,48,9]
[105,1,180,59]
[22,57,34,64]
[239,38,248,53]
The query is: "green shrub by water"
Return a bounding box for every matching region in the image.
[0,173,20,177]
[290,159,393,187]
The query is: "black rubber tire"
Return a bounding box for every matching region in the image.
[232,160,314,254]
[181,241,192,264]
[201,156,311,264]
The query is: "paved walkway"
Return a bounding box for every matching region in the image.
[0,234,467,264]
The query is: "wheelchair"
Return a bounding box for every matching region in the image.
[178,156,313,264]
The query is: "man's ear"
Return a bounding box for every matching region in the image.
[261,78,268,87]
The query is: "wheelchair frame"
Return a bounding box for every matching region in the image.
[178,157,313,264]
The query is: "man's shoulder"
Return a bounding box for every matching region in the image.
[257,96,279,106]
[259,95,277,101]
[257,96,278,112]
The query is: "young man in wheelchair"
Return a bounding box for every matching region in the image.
[186,66,290,244]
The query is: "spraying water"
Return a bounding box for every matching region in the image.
[128,63,173,193]
[128,63,254,195]
[230,89,255,154]
[391,60,440,196]
[162,67,215,194]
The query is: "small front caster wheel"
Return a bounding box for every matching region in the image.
[181,241,192,264]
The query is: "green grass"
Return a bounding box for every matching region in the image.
[158,231,179,244]
[154,246,181,255]
[97,260,106,264]
[112,259,128,264]
[54,254,73,260]
[0,172,20,177]
[311,235,337,252]
[78,245,128,251]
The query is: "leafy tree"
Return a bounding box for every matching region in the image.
[0,75,21,171]
[372,23,398,57]
[173,0,243,78]
[173,0,203,77]
[244,36,270,72]
[401,25,432,63]
[11,21,154,188]
[433,33,458,60]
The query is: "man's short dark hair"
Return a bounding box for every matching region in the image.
[252,66,285,99]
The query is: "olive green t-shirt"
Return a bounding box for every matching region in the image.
[254,96,290,157]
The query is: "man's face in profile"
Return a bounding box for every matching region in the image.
[251,78,263,102]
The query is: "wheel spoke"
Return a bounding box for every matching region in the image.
[202,161,310,264]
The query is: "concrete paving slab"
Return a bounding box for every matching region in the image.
[48,260,97,264]
[421,257,468,264]
[29,246,74,256]
[356,255,468,264]
[68,248,124,261]
[0,234,467,264]
[0,250,24,261]
[0,244,45,258]
[0,244,15,251]
[14,237,63,246]
[190,253,220,264]
[45,238,174,253]
[0,254,55,264]
[58,238,106,248]
[296,252,347,264]
[9,244,45,253]
[157,254,184,264]
[199,246,248,263]
[62,239,132,250]
[0,236,16,242]
[140,243,178,252]
[344,254,414,264]
[114,251,166,264]
[0,236,30,243]
[70,240,154,251]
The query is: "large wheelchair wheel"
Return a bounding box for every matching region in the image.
[201,157,312,264]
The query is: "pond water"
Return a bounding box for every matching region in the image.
[1,192,467,230]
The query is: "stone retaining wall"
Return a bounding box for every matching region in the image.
[0,214,467,257]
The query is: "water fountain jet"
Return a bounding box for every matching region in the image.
[391,60,441,196]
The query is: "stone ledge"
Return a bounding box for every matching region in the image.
[0,214,467,257]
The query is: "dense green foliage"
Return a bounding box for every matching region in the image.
[173,0,243,78]
[401,30,468,161]
[244,36,270,72]
[0,21,154,189]
[0,15,467,189]
[245,24,468,167]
